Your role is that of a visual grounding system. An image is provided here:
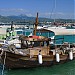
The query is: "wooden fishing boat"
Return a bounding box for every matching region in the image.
[0,34,75,69]
[0,13,75,69]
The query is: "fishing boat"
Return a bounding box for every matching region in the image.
[0,29,75,69]
[0,13,75,69]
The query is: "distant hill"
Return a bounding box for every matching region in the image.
[0,14,75,23]
[7,14,28,19]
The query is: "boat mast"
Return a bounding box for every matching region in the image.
[33,12,38,35]
[11,21,13,31]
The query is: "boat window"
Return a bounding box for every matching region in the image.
[17,31,23,35]
[50,44,55,49]
[32,41,44,47]
[33,41,40,47]
[44,41,47,46]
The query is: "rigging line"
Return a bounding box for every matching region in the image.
[54,0,56,22]
[50,0,56,19]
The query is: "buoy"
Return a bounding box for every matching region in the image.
[56,52,60,62]
[38,53,43,64]
[69,50,73,60]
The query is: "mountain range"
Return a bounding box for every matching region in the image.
[0,14,75,23]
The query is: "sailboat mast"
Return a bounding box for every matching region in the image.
[33,12,39,35]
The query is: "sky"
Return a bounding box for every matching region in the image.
[0,0,74,19]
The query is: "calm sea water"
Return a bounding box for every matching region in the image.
[0,60,75,75]
[0,30,75,75]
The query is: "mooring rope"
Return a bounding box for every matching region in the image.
[2,51,6,75]
[0,48,4,64]
[0,49,4,56]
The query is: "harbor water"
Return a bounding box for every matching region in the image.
[0,60,75,75]
[0,30,75,75]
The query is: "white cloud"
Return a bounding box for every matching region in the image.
[26,13,33,17]
[43,12,64,16]
[40,12,74,19]
[0,9,74,19]
[0,8,28,12]
[0,8,29,16]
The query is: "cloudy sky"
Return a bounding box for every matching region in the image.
[0,0,74,19]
